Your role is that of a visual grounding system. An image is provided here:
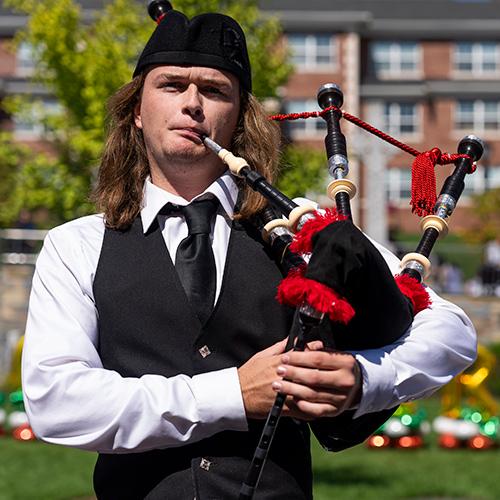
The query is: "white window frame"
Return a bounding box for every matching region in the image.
[484,166,500,190]
[14,98,62,141]
[371,41,421,79]
[462,164,486,199]
[287,33,337,72]
[284,99,326,139]
[16,41,37,77]
[454,100,500,138]
[461,165,500,200]
[385,165,500,205]
[452,42,500,78]
[383,102,420,139]
[385,167,412,205]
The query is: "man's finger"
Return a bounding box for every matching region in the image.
[275,364,355,391]
[254,337,289,358]
[273,379,348,405]
[292,399,343,418]
[304,340,324,351]
[282,350,356,370]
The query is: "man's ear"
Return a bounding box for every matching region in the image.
[134,101,142,129]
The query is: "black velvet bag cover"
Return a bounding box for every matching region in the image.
[304,220,414,351]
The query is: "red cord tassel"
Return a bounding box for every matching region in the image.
[277,266,355,324]
[410,148,441,217]
[394,274,431,314]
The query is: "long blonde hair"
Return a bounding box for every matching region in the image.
[92,74,281,230]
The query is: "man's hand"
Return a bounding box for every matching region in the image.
[237,340,362,420]
[272,347,362,419]
[237,338,289,419]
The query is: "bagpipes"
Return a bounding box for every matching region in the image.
[203,84,482,499]
[146,2,484,499]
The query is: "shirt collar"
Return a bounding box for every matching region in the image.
[140,171,239,233]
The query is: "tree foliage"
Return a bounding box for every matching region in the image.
[462,187,500,244]
[277,145,328,200]
[2,0,292,226]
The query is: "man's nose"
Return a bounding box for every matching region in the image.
[182,84,204,119]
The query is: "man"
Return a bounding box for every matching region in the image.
[22,8,476,500]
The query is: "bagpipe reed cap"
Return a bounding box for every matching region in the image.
[458,135,484,162]
[147,0,173,22]
[317,83,343,109]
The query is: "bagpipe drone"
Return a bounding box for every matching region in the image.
[146,2,484,499]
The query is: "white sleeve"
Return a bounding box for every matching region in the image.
[351,239,477,417]
[22,224,247,453]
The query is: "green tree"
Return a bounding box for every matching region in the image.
[0,133,28,224]
[3,0,293,226]
[277,145,328,200]
[462,187,500,244]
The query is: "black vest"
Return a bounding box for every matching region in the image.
[92,216,396,499]
[92,217,312,499]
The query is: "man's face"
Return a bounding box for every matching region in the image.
[134,65,240,166]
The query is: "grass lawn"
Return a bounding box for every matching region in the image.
[312,438,499,499]
[0,438,95,500]
[1,398,499,499]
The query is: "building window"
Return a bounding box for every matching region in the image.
[454,42,500,75]
[385,165,500,203]
[461,165,500,197]
[462,165,486,197]
[287,34,336,70]
[383,102,419,136]
[284,99,326,138]
[16,41,37,76]
[14,98,62,140]
[385,168,412,203]
[455,100,500,132]
[485,166,500,190]
[371,41,420,78]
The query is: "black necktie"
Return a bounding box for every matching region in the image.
[174,198,219,324]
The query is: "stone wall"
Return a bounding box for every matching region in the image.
[0,264,33,379]
[445,295,500,345]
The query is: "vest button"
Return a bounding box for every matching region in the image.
[198,345,211,358]
[200,458,212,471]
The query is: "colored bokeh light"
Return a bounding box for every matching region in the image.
[12,424,35,441]
[401,414,413,426]
[439,434,460,449]
[367,435,390,448]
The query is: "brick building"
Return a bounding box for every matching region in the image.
[1,0,500,240]
[261,0,500,242]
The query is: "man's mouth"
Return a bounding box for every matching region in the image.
[175,127,206,144]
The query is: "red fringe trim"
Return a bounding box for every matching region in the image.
[290,208,347,254]
[394,274,431,314]
[277,266,355,324]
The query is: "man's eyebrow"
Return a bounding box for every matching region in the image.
[155,72,232,89]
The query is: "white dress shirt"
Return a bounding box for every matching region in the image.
[22,172,477,453]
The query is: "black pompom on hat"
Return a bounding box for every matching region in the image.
[134,10,252,92]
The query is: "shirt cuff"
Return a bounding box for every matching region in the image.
[191,367,248,432]
[351,351,398,418]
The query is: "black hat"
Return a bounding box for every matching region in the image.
[134,10,252,92]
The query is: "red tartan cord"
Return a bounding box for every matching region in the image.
[394,274,431,314]
[270,105,473,168]
[270,105,476,217]
[156,13,167,23]
[277,266,355,324]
